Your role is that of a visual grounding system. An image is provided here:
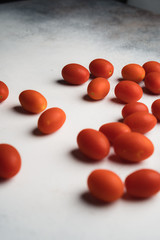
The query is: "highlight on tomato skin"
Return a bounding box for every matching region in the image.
[124,112,157,134]
[151,99,160,121]
[89,58,114,78]
[0,144,21,179]
[125,169,160,198]
[144,72,160,94]
[122,102,149,119]
[114,80,143,103]
[87,169,124,202]
[0,81,9,103]
[77,128,110,161]
[121,63,145,83]
[19,90,47,114]
[113,132,154,162]
[62,63,90,85]
[143,61,160,75]
[87,77,110,100]
[99,122,131,144]
[38,107,66,134]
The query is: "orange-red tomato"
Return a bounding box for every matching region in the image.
[122,102,149,118]
[62,63,89,85]
[151,99,160,120]
[144,72,160,94]
[77,129,110,161]
[0,144,21,179]
[113,132,154,162]
[19,90,47,114]
[38,107,66,134]
[125,169,160,198]
[0,81,9,103]
[124,112,157,134]
[121,63,145,83]
[87,77,110,100]
[88,169,124,202]
[99,122,131,144]
[114,81,143,103]
[143,61,160,74]
[89,58,114,78]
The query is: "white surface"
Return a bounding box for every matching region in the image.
[0,0,160,240]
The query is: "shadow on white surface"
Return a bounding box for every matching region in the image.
[80,191,113,207]
[12,105,36,115]
[108,154,141,165]
[70,148,101,164]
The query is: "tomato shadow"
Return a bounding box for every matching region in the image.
[31,127,46,137]
[122,192,150,202]
[12,106,35,115]
[82,94,96,102]
[110,97,125,105]
[70,148,99,164]
[117,78,124,82]
[80,191,113,207]
[55,79,79,86]
[0,178,10,185]
[108,154,139,165]
[89,74,95,80]
[142,87,157,96]
[117,118,124,123]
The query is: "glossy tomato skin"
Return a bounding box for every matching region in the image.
[77,129,110,161]
[19,90,47,114]
[113,132,154,162]
[88,169,124,202]
[121,64,145,83]
[0,81,9,103]
[145,72,160,94]
[122,102,149,119]
[0,144,21,179]
[89,59,114,78]
[152,99,160,120]
[125,169,160,198]
[38,107,66,134]
[99,122,131,144]
[87,77,110,100]
[143,61,160,74]
[114,81,143,103]
[62,63,90,85]
[124,112,157,134]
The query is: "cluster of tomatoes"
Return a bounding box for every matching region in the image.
[62,59,160,202]
[1,59,160,203]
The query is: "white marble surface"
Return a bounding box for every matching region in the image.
[0,0,160,239]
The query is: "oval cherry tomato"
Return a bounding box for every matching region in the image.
[145,72,160,94]
[19,90,47,114]
[122,102,149,118]
[88,169,124,202]
[143,61,160,74]
[113,132,154,162]
[152,99,160,120]
[77,129,110,161]
[62,63,89,85]
[125,169,160,198]
[89,58,114,78]
[38,107,66,134]
[0,144,21,179]
[121,63,145,83]
[124,112,157,134]
[0,81,9,103]
[99,122,131,144]
[87,77,110,100]
[115,80,143,103]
